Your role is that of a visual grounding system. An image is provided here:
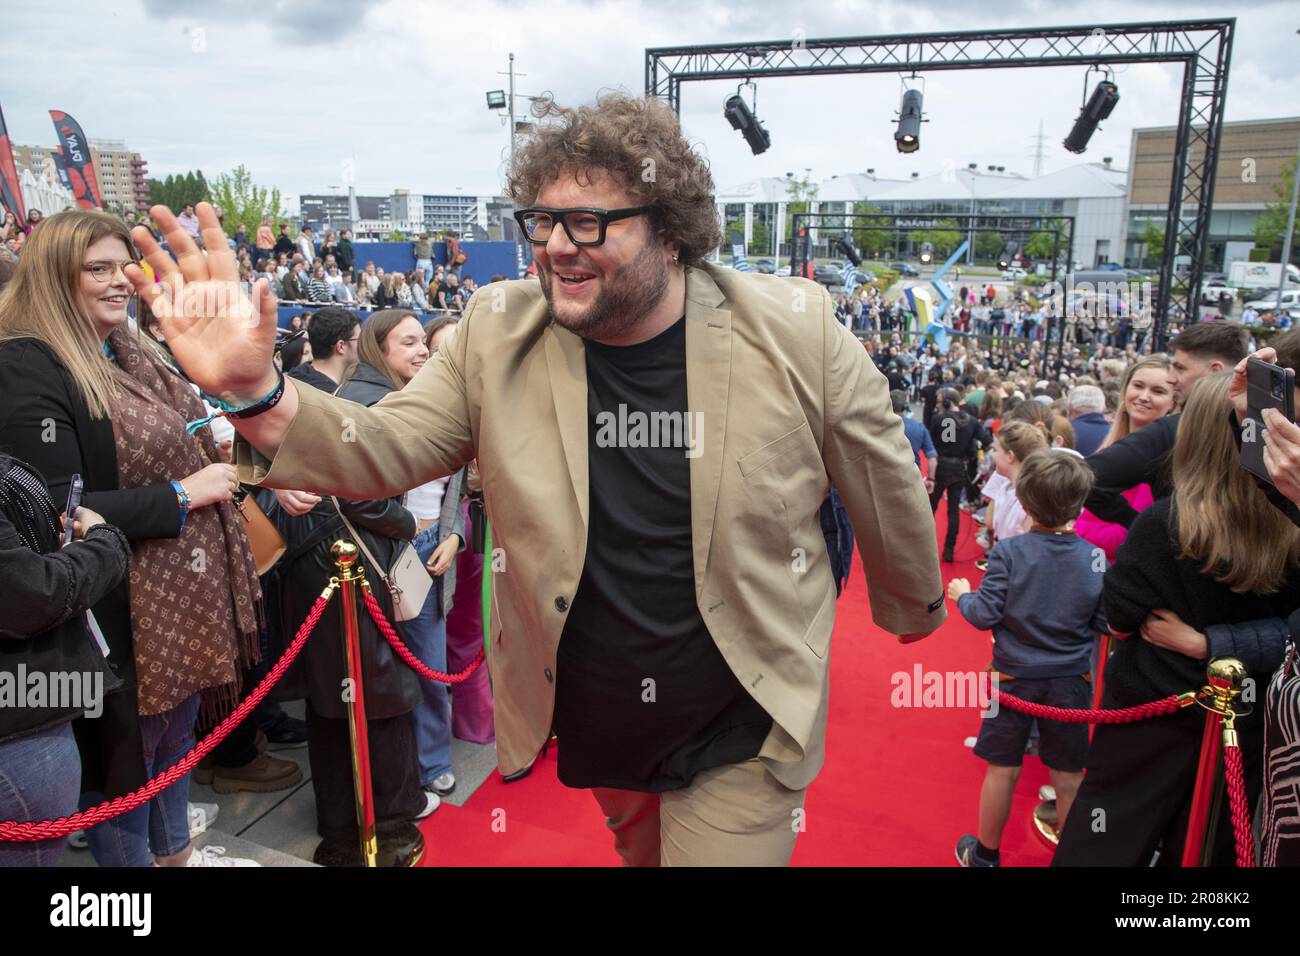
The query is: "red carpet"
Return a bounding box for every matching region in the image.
[418,506,1055,866]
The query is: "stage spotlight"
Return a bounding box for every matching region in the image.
[997,241,1020,271]
[895,88,924,154]
[485,90,507,110]
[1063,80,1120,154]
[919,241,934,265]
[725,93,771,155]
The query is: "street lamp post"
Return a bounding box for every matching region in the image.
[1274,137,1300,321]
[487,54,545,274]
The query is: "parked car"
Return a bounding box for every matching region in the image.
[1244,289,1300,313]
[1201,276,1232,305]
[814,264,875,288]
[1001,266,1028,282]
[753,258,776,274]
[890,261,920,277]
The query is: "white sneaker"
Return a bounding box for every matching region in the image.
[186,844,261,867]
[69,830,88,849]
[430,772,456,795]
[963,736,977,748]
[189,801,219,838]
[415,791,441,820]
[1038,785,1057,801]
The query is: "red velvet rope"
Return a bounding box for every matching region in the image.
[0,591,332,842]
[996,689,1187,723]
[362,586,485,684]
[1222,742,1256,868]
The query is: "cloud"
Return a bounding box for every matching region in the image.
[140,0,375,44]
[2,0,1296,203]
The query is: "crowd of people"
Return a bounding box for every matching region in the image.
[0,209,495,867]
[886,315,1300,867]
[1,107,1299,871]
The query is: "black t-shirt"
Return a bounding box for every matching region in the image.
[920,382,941,428]
[552,317,772,792]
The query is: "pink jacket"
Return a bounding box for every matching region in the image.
[1075,483,1154,563]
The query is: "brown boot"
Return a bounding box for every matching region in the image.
[209,753,303,794]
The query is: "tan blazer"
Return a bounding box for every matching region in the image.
[239,264,945,789]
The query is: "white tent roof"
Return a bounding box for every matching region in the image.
[983,163,1126,200]
[717,163,1127,205]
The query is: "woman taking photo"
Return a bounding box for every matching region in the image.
[1054,374,1300,866]
[340,310,466,799]
[0,455,130,867]
[0,209,262,867]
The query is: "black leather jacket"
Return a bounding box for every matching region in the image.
[257,367,419,720]
[0,456,129,745]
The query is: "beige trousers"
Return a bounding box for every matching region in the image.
[590,757,807,867]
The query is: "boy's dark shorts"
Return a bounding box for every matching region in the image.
[973,675,1090,772]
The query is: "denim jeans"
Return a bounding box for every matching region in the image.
[83,692,200,867]
[0,722,81,867]
[408,525,453,785]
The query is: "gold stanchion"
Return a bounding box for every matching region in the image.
[332,541,378,869]
[1182,658,1246,867]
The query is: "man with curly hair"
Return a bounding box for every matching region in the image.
[130,92,946,867]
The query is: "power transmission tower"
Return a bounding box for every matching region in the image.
[1029,119,1048,178]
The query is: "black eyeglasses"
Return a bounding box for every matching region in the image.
[514,206,653,247]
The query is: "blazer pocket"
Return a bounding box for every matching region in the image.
[737,421,814,479]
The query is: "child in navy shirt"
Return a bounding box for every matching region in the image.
[947,449,1107,866]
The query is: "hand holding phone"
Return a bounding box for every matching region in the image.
[1241,357,1297,486]
[62,474,83,546]
[61,506,107,542]
[1262,407,1300,506]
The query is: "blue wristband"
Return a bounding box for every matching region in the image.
[200,370,285,417]
[170,480,190,531]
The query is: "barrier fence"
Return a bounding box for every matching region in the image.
[0,540,485,868]
[0,551,1256,868]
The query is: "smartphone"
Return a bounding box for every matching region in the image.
[63,474,83,545]
[1242,357,1297,485]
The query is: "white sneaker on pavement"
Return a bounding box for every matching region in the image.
[186,845,261,867]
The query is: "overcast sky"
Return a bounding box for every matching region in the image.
[3,0,1297,206]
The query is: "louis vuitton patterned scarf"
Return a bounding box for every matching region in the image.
[105,329,261,719]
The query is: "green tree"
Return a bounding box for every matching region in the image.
[386,229,408,242]
[723,218,772,257]
[783,172,819,244]
[145,171,209,213]
[1254,156,1298,259]
[1139,220,1165,270]
[850,203,893,258]
[975,230,1004,261]
[1022,218,1066,264]
[908,218,962,257]
[208,164,286,237]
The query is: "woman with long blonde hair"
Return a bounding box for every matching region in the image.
[1055,373,1300,866]
[0,209,266,867]
[1075,355,1176,563]
[1097,354,1174,451]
